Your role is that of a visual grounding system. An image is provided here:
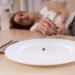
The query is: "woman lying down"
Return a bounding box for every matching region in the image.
[10,7,72,36]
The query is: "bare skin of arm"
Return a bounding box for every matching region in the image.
[33,18,58,35]
[31,13,58,35]
[31,8,70,35]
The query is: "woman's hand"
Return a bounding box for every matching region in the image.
[35,18,58,35]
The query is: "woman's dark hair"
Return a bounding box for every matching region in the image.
[10,11,34,30]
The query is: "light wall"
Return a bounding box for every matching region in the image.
[14,0,45,12]
[66,0,75,12]
[16,0,75,12]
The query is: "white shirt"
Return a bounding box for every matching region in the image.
[30,6,73,31]
[30,7,61,31]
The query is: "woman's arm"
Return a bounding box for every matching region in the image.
[30,18,58,35]
[49,8,70,35]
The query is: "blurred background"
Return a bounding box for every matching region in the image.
[0,0,75,13]
[0,0,75,31]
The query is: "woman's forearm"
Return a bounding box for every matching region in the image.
[60,9,69,24]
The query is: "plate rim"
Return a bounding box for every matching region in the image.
[5,38,75,66]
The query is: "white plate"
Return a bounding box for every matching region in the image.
[5,38,75,66]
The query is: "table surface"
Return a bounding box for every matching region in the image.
[0,29,75,75]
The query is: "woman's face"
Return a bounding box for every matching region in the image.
[14,11,35,27]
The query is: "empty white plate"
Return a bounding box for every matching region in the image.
[5,38,75,66]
